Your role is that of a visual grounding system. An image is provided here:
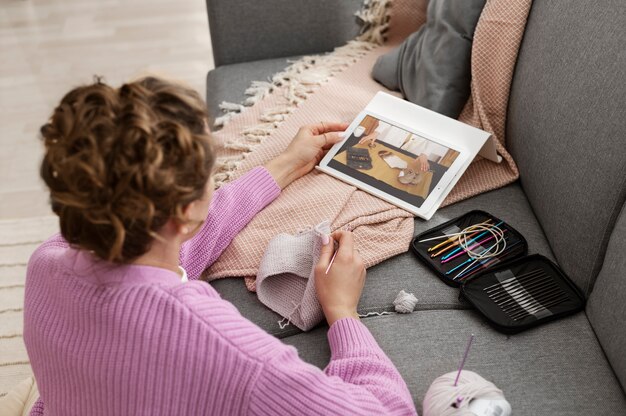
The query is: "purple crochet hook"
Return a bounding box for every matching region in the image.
[454,334,475,386]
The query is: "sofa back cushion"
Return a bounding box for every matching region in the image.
[506,0,626,296]
[206,0,363,66]
[587,203,626,390]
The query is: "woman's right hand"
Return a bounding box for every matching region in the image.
[315,231,366,326]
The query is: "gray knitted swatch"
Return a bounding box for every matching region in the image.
[256,221,330,331]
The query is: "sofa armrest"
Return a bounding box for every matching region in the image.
[206,0,364,67]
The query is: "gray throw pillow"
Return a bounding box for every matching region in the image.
[372,0,486,119]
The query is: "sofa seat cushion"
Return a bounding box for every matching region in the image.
[205,56,297,127]
[211,182,556,338]
[283,311,626,415]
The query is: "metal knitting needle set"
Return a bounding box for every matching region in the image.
[411,210,585,334]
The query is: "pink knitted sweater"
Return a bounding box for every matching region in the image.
[24,167,416,415]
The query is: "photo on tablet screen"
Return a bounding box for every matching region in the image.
[327,115,460,208]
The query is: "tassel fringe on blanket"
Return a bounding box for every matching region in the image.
[212,0,392,188]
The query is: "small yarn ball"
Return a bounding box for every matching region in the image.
[423,370,506,416]
[393,290,418,313]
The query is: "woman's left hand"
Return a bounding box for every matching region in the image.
[265,122,348,189]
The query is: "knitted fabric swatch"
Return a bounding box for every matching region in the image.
[256,221,330,331]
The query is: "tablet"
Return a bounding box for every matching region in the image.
[317,92,491,220]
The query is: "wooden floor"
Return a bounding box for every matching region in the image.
[0,0,213,219]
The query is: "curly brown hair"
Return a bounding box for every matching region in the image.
[40,76,215,263]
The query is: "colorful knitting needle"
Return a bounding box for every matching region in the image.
[427,236,458,253]
[459,247,520,279]
[427,220,494,253]
[441,230,508,264]
[447,237,512,276]
[452,236,510,280]
[455,241,524,280]
[456,257,500,280]
[430,223,495,258]
[441,222,504,261]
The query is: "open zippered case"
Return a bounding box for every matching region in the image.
[410,210,585,334]
[459,254,586,334]
[411,210,528,287]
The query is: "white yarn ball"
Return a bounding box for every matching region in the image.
[393,290,418,313]
[423,371,507,416]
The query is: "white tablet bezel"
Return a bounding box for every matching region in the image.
[317,109,472,218]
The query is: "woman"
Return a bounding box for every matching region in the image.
[23,77,416,415]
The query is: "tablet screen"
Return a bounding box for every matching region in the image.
[326,114,460,209]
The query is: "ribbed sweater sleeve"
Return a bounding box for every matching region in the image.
[249,318,417,416]
[179,167,280,280]
[29,397,44,416]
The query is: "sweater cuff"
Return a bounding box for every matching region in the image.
[235,166,281,205]
[327,318,383,359]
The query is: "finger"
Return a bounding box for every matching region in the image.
[321,121,350,133]
[313,131,343,149]
[311,121,350,135]
[332,230,354,258]
[316,235,336,269]
[320,132,343,148]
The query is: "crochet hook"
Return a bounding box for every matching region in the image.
[511,297,569,320]
[488,274,553,301]
[483,269,547,292]
[419,219,494,245]
[447,237,514,276]
[456,242,525,281]
[508,294,570,320]
[489,278,556,304]
[452,238,505,279]
[498,285,563,310]
[454,334,475,386]
[441,222,504,261]
[430,221,495,258]
[325,240,339,275]
[441,229,508,264]
[427,219,494,253]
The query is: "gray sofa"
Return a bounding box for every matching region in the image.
[205,1,626,414]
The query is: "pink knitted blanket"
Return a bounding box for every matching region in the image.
[207,0,532,290]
